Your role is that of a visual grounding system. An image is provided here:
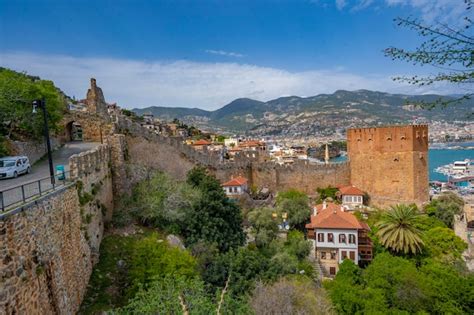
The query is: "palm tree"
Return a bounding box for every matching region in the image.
[376,204,424,255]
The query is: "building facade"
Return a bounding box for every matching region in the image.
[306,202,372,276]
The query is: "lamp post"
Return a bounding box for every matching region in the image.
[33,99,55,185]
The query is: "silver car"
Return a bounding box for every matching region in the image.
[0,156,31,179]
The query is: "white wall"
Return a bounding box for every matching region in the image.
[315,228,358,263]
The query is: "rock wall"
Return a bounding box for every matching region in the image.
[116,115,350,193]
[0,186,91,315]
[0,143,117,315]
[9,137,62,165]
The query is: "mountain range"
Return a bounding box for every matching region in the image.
[132,90,473,135]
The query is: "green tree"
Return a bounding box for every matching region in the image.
[128,233,197,296]
[185,167,245,252]
[132,172,201,233]
[425,192,464,228]
[316,186,339,203]
[423,227,467,265]
[384,2,473,111]
[376,204,424,254]
[0,68,65,141]
[247,207,279,247]
[276,189,311,230]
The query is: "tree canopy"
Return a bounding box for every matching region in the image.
[376,204,424,255]
[385,1,474,111]
[0,68,66,142]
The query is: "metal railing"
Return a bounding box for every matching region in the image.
[0,171,72,213]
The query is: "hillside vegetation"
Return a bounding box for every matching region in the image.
[0,68,67,156]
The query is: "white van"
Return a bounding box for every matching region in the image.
[0,156,31,179]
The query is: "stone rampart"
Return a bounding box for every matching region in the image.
[0,142,118,314]
[115,114,350,193]
[0,186,92,315]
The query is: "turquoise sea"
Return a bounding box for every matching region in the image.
[330,142,474,182]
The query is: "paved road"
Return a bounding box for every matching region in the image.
[0,142,99,207]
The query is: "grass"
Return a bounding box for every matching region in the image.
[78,229,162,314]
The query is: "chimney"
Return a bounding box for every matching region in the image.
[313,205,318,216]
[322,200,327,209]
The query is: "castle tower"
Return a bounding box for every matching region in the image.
[347,125,429,207]
[86,78,108,117]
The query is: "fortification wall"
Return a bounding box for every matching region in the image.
[69,144,114,259]
[115,114,351,193]
[348,125,429,207]
[63,111,113,143]
[0,143,117,314]
[0,186,92,315]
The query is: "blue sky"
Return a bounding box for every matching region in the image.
[0,0,470,109]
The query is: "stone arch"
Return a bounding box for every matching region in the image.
[65,121,83,141]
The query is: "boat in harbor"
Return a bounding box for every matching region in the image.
[434,159,474,194]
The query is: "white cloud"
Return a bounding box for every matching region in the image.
[0,52,461,110]
[329,0,469,24]
[205,49,245,58]
[385,0,469,24]
[335,0,347,10]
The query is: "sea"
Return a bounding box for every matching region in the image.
[329,142,474,182]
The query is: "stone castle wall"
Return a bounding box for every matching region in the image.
[0,141,121,314]
[116,114,351,193]
[347,125,429,207]
[0,186,92,315]
[63,111,113,143]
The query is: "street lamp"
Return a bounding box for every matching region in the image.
[32,99,55,185]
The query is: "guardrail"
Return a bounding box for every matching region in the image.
[0,171,72,212]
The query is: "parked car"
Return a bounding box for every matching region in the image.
[0,156,31,179]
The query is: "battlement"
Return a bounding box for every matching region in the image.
[347,124,428,154]
[69,144,111,180]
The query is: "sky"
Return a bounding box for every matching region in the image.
[0,0,471,110]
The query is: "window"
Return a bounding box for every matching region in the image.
[320,251,326,259]
[317,233,324,242]
[341,251,347,259]
[349,234,356,244]
[350,251,355,261]
[330,252,336,260]
[339,234,346,243]
[328,233,334,242]
[330,267,336,275]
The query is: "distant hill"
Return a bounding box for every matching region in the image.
[132,90,473,134]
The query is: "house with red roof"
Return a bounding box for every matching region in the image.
[338,185,365,210]
[306,201,372,276]
[192,139,212,150]
[222,176,248,197]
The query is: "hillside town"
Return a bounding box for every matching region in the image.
[1,1,474,314]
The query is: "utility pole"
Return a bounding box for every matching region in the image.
[33,99,55,185]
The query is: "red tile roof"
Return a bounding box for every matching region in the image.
[193,139,212,146]
[239,140,264,147]
[306,202,363,230]
[338,185,364,196]
[222,176,248,187]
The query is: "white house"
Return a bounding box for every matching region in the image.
[222,176,248,197]
[224,137,239,148]
[338,185,365,210]
[306,202,372,276]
